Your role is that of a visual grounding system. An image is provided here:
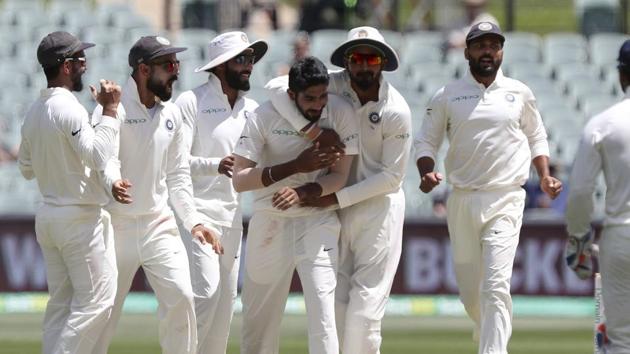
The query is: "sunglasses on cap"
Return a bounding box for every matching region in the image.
[346,52,383,66]
[150,60,180,73]
[232,54,256,65]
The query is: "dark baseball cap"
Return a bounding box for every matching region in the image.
[466,22,505,46]
[617,39,630,69]
[128,36,187,67]
[37,31,95,68]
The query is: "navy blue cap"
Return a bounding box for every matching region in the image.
[618,39,630,69]
[466,22,505,46]
[37,31,95,68]
[128,36,186,67]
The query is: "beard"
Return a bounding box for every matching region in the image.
[225,66,251,91]
[147,73,177,101]
[296,102,322,122]
[469,55,502,77]
[349,70,379,91]
[70,68,84,92]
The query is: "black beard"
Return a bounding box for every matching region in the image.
[148,74,175,101]
[350,71,378,91]
[469,56,501,78]
[296,101,321,122]
[225,66,250,91]
[71,69,83,92]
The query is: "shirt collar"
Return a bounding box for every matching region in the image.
[624,88,630,100]
[340,70,388,107]
[464,67,505,90]
[41,87,78,101]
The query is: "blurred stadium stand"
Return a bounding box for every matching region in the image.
[0,0,626,221]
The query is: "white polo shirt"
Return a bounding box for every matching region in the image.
[566,90,630,236]
[265,70,412,209]
[95,77,203,231]
[414,69,550,191]
[18,87,120,207]
[233,94,359,217]
[175,73,259,229]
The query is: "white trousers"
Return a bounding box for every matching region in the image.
[335,190,405,354]
[35,204,117,354]
[599,225,630,354]
[93,209,197,354]
[180,224,242,354]
[241,211,340,354]
[446,186,524,354]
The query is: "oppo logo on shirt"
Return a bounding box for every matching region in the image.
[125,118,147,124]
[343,133,358,143]
[202,108,228,114]
[451,95,480,102]
[272,129,300,136]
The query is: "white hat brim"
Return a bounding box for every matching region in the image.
[194,40,268,73]
[330,38,399,72]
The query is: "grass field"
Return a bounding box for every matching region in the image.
[0,313,595,354]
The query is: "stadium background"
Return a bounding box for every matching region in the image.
[0,0,627,352]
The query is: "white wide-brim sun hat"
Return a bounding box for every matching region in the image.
[330,26,399,72]
[195,31,268,73]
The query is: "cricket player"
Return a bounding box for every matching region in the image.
[18,31,121,354]
[265,27,412,353]
[174,31,268,353]
[233,56,358,354]
[92,36,223,354]
[565,39,630,354]
[415,22,562,354]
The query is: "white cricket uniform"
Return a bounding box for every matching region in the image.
[415,69,550,354]
[267,70,412,354]
[234,95,358,354]
[92,77,203,354]
[566,90,630,354]
[175,73,257,354]
[18,87,119,354]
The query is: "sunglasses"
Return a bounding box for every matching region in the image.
[346,53,383,66]
[233,54,256,65]
[64,57,86,64]
[150,60,180,73]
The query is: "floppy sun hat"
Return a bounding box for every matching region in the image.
[195,31,268,72]
[330,26,399,72]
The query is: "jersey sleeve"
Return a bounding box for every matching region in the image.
[233,109,265,164]
[414,87,447,162]
[330,96,359,156]
[520,86,550,158]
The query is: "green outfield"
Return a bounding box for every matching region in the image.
[0,313,594,354]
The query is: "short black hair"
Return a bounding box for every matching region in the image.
[43,64,62,81]
[288,56,329,94]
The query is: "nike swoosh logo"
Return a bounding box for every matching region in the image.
[92,123,100,128]
[324,248,333,252]
[239,135,249,139]
[71,128,81,136]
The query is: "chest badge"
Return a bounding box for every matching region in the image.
[368,112,381,124]
[165,118,174,131]
[505,93,515,102]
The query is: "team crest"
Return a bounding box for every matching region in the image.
[357,29,368,38]
[165,118,174,131]
[241,33,248,42]
[156,36,170,45]
[478,22,493,31]
[368,112,381,124]
[243,110,251,120]
[505,93,515,102]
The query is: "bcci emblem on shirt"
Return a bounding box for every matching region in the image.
[369,112,381,124]
[165,118,174,131]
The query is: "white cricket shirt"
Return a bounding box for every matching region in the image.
[566,90,630,236]
[265,71,412,208]
[96,77,202,231]
[233,94,359,217]
[18,87,120,207]
[414,69,550,191]
[175,73,259,229]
